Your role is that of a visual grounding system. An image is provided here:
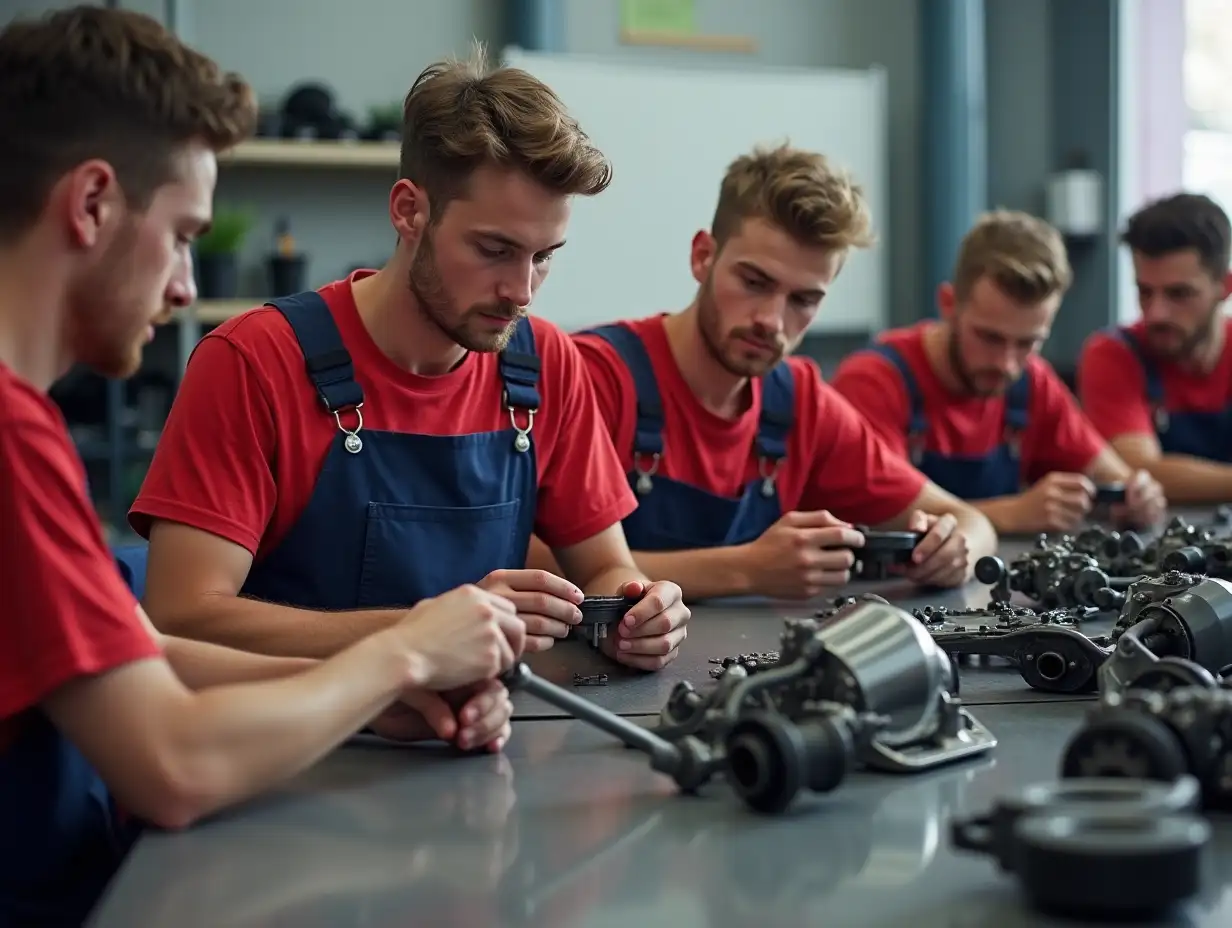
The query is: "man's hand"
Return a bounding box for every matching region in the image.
[740,510,867,599]
[599,580,690,671]
[1014,472,1095,533]
[902,511,969,588]
[370,679,513,753]
[479,568,584,653]
[1114,469,1167,530]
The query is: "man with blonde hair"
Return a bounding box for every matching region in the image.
[131,48,690,686]
[527,144,997,601]
[832,210,1165,534]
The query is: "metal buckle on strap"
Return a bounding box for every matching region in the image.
[333,403,365,454]
[503,390,536,453]
[633,452,661,495]
[757,456,781,498]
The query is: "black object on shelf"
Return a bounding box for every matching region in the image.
[267,217,307,296]
[196,252,239,299]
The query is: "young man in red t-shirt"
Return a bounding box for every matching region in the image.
[129,52,689,669]
[529,144,998,602]
[1077,193,1232,502]
[833,210,1167,535]
[0,8,527,924]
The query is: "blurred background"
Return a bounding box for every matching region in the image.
[2,0,1224,539]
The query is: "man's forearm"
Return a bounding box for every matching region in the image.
[622,547,751,601]
[159,594,403,659]
[1144,455,1232,504]
[953,506,999,569]
[163,635,318,689]
[971,495,1024,535]
[169,633,418,822]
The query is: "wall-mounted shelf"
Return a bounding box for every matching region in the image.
[220,139,400,169]
[178,300,253,325]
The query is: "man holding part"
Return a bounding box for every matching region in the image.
[0,8,525,923]
[832,209,1166,534]
[529,144,997,602]
[1077,193,1232,502]
[130,49,690,672]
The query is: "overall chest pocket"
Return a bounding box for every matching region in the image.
[357,499,523,608]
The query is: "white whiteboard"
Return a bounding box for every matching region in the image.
[502,48,888,335]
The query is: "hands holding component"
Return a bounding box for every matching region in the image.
[740,509,867,599]
[1012,470,1167,533]
[597,579,690,672]
[902,510,970,588]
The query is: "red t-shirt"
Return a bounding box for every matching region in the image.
[1076,318,1232,441]
[0,365,161,740]
[830,323,1105,482]
[573,315,926,526]
[129,271,635,558]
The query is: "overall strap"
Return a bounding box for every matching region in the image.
[1002,369,1031,436]
[1111,326,1164,404]
[756,361,794,461]
[497,317,541,411]
[866,343,927,438]
[581,324,664,456]
[268,292,363,413]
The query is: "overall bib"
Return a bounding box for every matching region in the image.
[584,325,793,551]
[242,292,542,609]
[866,343,1029,501]
[1111,326,1232,462]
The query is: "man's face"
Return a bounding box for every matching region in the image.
[405,165,570,353]
[941,276,1057,397]
[68,144,213,378]
[690,217,842,378]
[1131,247,1230,360]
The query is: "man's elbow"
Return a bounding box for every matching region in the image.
[121,734,232,831]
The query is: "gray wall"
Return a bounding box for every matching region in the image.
[4,0,1121,371]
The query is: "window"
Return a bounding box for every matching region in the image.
[1183,0,1232,210]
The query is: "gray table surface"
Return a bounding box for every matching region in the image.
[90,702,1232,928]
[89,513,1231,926]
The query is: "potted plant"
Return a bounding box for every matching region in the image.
[365,101,402,142]
[194,207,254,300]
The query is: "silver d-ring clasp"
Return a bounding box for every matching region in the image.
[334,403,365,454]
[508,400,535,453]
[634,452,661,495]
[758,456,781,498]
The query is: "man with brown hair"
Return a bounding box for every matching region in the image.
[130,47,690,671]
[0,8,528,924]
[1077,193,1232,502]
[833,210,1165,534]
[527,144,997,602]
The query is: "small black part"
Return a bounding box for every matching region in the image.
[856,527,922,554]
[1093,482,1127,504]
[1059,709,1190,782]
[577,594,637,627]
[1015,811,1208,917]
[1162,545,1207,574]
[974,554,1006,586]
[572,673,609,687]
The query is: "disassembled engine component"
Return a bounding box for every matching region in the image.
[951,776,1208,918]
[502,598,996,813]
[1130,511,1232,579]
[572,594,639,647]
[572,673,608,687]
[849,526,922,581]
[708,652,780,679]
[975,536,1132,610]
[1061,685,1232,810]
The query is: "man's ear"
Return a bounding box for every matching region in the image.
[390,179,430,243]
[690,230,717,284]
[936,281,957,319]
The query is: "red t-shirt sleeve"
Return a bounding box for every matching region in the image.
[797,367,927,525]
[1076,331,1155,441]
[1024,363,1106,479]
[572,332,638,469]
[828,351,913,459]
[533,328,637,548]
[0,412,161,719]
[129,334,278,554]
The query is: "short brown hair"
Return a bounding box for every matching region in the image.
[952,209,1072,304]
[399,44,612,220]
[710,143,876,252]
[0,6,257,243]
[1122,192,1231,278]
